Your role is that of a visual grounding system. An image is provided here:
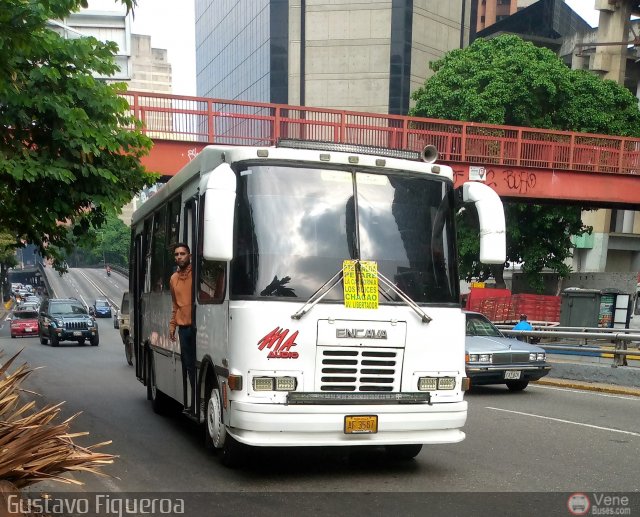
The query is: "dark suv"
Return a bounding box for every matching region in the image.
[38,298,99,347]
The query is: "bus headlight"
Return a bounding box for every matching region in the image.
[417,377,456,391]
[275,376,297,391]
[252,377,274,391]
[437,377,456,390]
[252,376,298,392]
[417,377,437,391]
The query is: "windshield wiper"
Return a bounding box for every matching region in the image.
[359,262,432,324]
[291,261,432,323]
[291,268,344,320]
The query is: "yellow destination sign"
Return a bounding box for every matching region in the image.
[343,260,378,309]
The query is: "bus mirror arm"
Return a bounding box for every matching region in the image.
[461,182,506,264]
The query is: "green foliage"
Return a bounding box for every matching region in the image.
[0,0,155,268]
[409,35,640,289]
[411,34,640,135]
[66,214,130,268]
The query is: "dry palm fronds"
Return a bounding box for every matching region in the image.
[0,350,116,489]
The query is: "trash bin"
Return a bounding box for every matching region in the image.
[560,288,632,328]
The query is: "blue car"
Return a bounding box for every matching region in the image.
[91,299,112,318]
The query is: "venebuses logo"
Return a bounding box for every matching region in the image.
[257,327,300,359]
[567,493,590,516]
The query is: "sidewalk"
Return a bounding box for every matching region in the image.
[536,355,640,397]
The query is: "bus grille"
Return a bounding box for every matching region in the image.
[492,352,530,364]
[316,347,403,392]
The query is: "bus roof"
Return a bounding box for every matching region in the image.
[131,144,454,226]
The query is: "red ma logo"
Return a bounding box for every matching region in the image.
[257,327,300,359]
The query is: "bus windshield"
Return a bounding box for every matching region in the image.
[229,163,458,304]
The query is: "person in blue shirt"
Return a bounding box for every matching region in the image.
[513,314,533,331]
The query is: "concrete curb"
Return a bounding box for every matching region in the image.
[533,377,640,397]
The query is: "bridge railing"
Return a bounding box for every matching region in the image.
[122,90,640,175]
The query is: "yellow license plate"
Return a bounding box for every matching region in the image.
[344,415,378,434]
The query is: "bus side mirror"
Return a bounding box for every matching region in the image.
[202,162,237,262]
[461,182,506,264]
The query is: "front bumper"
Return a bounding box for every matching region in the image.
[227,400,467,447]
[11,327,38,337]
[55,328,98,341]
[466,364,551,385]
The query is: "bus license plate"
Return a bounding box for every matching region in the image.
[504,370,521,380]
[344,415,378,434]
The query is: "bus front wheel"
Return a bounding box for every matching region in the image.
[205,387,246,468]
[205,387,226,450]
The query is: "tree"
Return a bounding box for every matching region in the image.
[410,35,640,291]
[68,213,131,268]
[0,0,156,267]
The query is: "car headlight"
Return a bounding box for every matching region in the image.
[537,353,545,361]
[468,354,478,362]
[478,354,492,363]
[529,353,537,361]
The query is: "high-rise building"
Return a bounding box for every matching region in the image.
[49,1,131,81]
[129,34,173,93]
[195,0,472,115]
[472,0,538,35]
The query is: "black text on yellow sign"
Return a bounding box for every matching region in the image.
[343,260,379,309]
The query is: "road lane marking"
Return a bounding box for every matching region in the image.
[531,384,640,400]
[485,406,640,437]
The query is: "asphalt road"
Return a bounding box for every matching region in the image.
[1,268,639,515]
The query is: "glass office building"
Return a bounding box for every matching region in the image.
[195,0,288,103]
[196,1,469,114]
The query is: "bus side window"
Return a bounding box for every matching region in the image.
[199,259,225,303]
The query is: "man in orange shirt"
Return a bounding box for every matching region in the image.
[169,243,196,415]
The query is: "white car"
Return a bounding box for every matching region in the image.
[465,311,551,391]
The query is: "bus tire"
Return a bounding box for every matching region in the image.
[385,444,423,460]
[205,386,225,451]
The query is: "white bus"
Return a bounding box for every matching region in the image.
[129,140,505,466]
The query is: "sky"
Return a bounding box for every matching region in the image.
[129,0,196,96]
[119,0,599,97]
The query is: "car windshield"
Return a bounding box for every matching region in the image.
[13,311,38,319]
[230,163,459,304]
[466,314,503,337]
[51,303,87,315]
[96,301,109,308]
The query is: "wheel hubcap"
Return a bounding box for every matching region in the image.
[207,389,225,448]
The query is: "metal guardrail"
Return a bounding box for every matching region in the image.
[499,328,640,368]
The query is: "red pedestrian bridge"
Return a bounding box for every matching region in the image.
[123,91,640,209]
